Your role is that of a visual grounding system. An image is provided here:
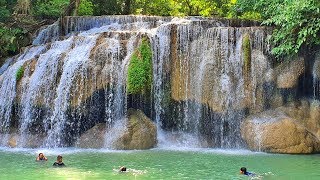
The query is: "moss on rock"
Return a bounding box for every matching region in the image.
[242,33,251,76]
[127,38,153,95]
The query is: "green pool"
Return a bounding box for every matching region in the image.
[0,147,319,179]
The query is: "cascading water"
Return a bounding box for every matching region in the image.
[32,21,60,45]
[102,34,139,148]
[0,16,273,149]
[313,52,320,99]
[18,38,74,147]
[45,35,99,147]
[154,23,271,148]
[0,46,47,146]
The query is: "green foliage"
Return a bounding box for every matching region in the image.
[0,0,11,22]
[236,0,320,57]
[127,38,153,95]
[237,11,261,20]
[242,33,251,74]
[132,0,172,16]
[127,0,237,17]
[78,0,94,16]
[92,0,122,15]
[0,27,28,58]
[16,65,24,81]
[34,0,69,19]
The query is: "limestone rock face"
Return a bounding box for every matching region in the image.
[241,108,320,154]
[276,57,305,88]
[77,109,157,149]
[115,109,157,150]
[170,31,272,113]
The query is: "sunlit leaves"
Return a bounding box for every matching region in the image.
[78,0,94,16]
[237,0,320,57]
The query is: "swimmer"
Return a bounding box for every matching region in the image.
[53,155,65,167]
[240,167,254,176]
[119,166,127,172]
[36,153,48,161]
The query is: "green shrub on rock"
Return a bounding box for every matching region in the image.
[16,65,24,82]
[127,38,153,95]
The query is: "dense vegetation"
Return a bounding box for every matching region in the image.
[127,38,152,95]
[237,0,320,57]
[0,0,319,63]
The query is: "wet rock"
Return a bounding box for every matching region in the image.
[276,57,305,88]
[77,123,106,148]
[114,109,157,150]
[9,134,17,148]
[241,108,320,154]
[1,133,46,148]
[77,109,157,149]
[312,52,320,79]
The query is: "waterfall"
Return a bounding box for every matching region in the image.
[32,21,60,45]
[18,38,74,147]
[313,52,320,99]
[103,34,138,148]
[151,21,173,147]
[0,16,272,149]
[0,46,47,146]
[44,35,99,147]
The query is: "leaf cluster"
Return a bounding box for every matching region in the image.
[33,0,69,19]
[78,0,94,16]
[236,0,320,57]
[127,38,153,95]
[0,27,28,58]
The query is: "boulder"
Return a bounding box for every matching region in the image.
[276,57,305,88]
[0,133,45,148]
[9,134,17,148]
[77,123,106,148]
[77,109,157,149]
[241,109,320,153]
[114,109,157,149]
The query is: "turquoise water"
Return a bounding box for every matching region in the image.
[0,147,319,179]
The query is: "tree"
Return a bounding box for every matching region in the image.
[14,0,32,15]
[123,0,131,14]
[236,0,320,57]
[34,0,69,19]
[91,0,122,15]
[78,0,93,16]
[0,0,11,22]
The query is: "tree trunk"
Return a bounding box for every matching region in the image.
[73,0,80,16]
[123,0,131,15]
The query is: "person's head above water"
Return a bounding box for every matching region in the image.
[240,167,247,174]
[119,166,126,172]
[57,155,63,163]
[53,155,65,166]
[36,153,47,161]
[240,167,255,176]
